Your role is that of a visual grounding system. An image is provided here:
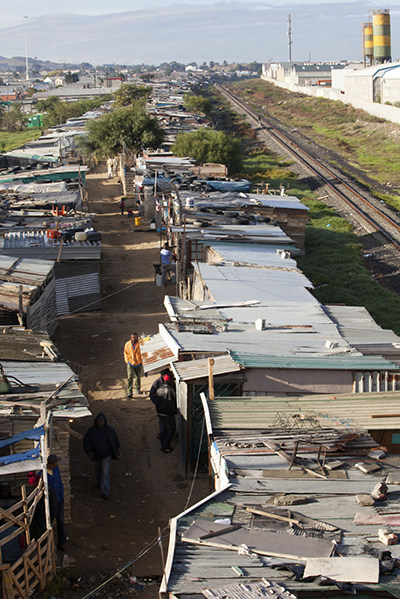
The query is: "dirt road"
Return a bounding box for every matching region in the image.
[54,165,207,597]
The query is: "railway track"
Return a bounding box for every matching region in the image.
[216,84,400,251]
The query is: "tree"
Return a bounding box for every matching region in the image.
[78,104,165,158]
[172,129,242,173]
[183,94,212,116]
[0,104,27,132]
[113,83,152,107]
[64,71,80,83]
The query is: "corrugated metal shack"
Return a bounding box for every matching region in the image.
[0,231,101,316]
[0,256,57,334]
[172,191,310,252]
[142,235,400,473]
[0,330,90,523]
[161,394,400,599]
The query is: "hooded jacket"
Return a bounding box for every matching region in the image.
[83,412,120,461]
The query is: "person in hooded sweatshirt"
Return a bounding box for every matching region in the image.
[83,413,120,499]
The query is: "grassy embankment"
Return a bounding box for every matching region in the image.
[208,84,400,336]
[0,129,44,152]
[228,79,400,210]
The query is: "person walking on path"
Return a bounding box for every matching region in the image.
[153,375,177,453]
[124,333,143,398]
[160,243,176,287]
[47,454,67,550]
[119,198,125,216]
[83,412,120,500]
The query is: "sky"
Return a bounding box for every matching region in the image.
[1,1,400,66]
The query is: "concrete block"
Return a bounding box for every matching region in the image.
[378,529,397,546]
[356,494,375,506]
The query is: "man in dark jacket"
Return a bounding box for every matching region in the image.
[153,375,177,453]
[149,369,175,405]
[83,413,120,499]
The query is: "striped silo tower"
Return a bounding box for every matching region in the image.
[372,9,391,64]
[362,22,373,66]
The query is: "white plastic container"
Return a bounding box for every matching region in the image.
[75,232,87,242]
[185,197,195,208]
[155,274,162,287]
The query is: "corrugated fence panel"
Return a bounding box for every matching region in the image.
[54,261,101,316]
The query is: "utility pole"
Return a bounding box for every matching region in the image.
[287,14,293,62]
[24,16,29,80]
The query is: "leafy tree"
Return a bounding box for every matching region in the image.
[183,94,212,116]
[113,83,152,107]
[36,96,109,128]
[140,73,156,82]
[172,129,242,173]
[78,104,165,158]
[0,104,27,132]
[249,61,262,73]
[64,71,80,83]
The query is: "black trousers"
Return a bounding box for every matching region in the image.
[56,498,67,548]
[158,414,176,450]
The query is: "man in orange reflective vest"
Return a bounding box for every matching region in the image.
[124,333,143,398]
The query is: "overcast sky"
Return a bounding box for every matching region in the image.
[1,1,400,65]
[3,0,397,29]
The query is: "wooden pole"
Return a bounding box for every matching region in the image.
[208,358,215,401]
[21,486,30,546]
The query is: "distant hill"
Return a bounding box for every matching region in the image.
[0,55,90,71]
[0,2,398,65]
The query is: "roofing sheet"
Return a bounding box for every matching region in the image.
[208,242,298,270]
[0,256,54,282]
[173,354,241,381]
[178,191,309,211]
[141,332,176,373]
[194,263,314,308]
[230,351,399,370]
[208,392,400,431]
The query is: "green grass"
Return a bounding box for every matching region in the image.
[229,79,400,191]
[297,199,400,336]
[0,129,44,152]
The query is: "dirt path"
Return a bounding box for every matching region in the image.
[54,165,208,597]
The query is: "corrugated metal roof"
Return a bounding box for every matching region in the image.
[208,392,400,431]
[194,263,314,309]
[173,354,241,381]
[230,351,400,370]
[207,242,298,270]
[141,332,176,373]
[178,190,309,211]
[0,256,54,283]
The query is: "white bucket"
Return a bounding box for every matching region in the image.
[185,197,195,208]
[155,274,163,287]
[75,231,87,241]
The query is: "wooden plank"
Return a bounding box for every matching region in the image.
[2,567,14,599]
[9,570,27,599]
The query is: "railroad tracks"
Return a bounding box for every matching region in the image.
[216,84,400,251]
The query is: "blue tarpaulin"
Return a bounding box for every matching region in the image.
[0,446,41,466]
[0,426,44,450]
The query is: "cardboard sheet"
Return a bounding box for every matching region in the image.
[182,519,335,560]
[304,557,379,583]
